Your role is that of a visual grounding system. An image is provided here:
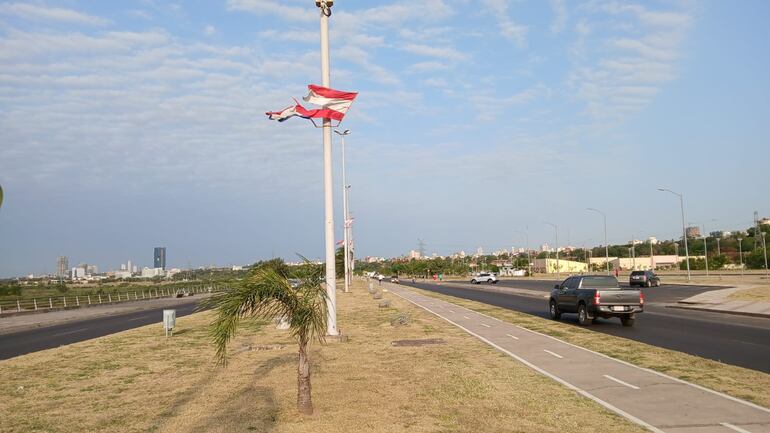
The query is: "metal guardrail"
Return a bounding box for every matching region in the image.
[0,286,219,315]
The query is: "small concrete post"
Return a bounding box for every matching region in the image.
[98,294,102,304]
[63,297,66,307]
[142,291,145,299]
[108,294,112,303]
[88,295,91,305]
[117,293,121,302]
[76,296,80,306]
[34,299,38,310]
[135,292,138,300]
[17,300,21,312]
[49,298,53,309]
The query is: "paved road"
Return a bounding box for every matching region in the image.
[390,284,770,433]
[403,280,770,373]
[0,299,203,360]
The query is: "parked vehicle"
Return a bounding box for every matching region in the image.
[549,275,644,327]
[629,270,660,287]
[390,275,400,284]
[471,273,498,284]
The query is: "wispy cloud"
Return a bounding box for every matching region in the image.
[401,43,467,61]
[550,0,567,34]
[0,3,111,26]
[482,0,528,48]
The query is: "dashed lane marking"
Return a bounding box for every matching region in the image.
[543,349,563,359]
[604,375,640,390]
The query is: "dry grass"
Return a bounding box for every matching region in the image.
[408,286,770,408]
[0,281,646,433]
[729,284,770,302]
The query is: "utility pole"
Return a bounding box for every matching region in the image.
[336,129,351,293]
[763,232,768,279]
[703,236,709,276]
[738,238,744,277]
[658,188,690,282]
[317,0,338,336]
[545,222,559,281]
[586,208,609,275]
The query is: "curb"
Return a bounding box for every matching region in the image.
[667,304,770,319]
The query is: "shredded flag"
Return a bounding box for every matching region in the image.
[266,85,358,123]
[336,239,344,246]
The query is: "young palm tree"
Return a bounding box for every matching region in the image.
[204,263,327,415]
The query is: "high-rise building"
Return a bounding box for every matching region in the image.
[154,247,166,270]
[57,256,69,278]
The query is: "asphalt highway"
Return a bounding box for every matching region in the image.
[0,299,203,360]
[403,279,770,373]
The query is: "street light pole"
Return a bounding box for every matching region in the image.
[318,0,338,336]
[737,237,744,277]
[545,222,559,281]
[335,129,351,293]
[658,188,691,282]
[515,228,532,277]
[703,236,709,276]
[586,208,609,275]
[763,232,768,279]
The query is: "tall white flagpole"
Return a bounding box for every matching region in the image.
[318,0,338,336]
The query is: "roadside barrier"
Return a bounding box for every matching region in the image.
[0,285,220,316]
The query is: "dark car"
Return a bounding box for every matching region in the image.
[629,270,660,287]
[549,275,644,327]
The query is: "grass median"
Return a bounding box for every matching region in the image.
[0,280,646,433]
[728,284,770,302]
[407,285,770,408]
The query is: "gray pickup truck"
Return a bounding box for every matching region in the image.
[549,275,644,327]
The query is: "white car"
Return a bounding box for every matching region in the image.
[471,273,498,284]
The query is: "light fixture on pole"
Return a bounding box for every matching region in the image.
[317,0,338,336]
[658,188,691,282]
[586,208,609,275]
[335,128,352,294]
[544,222,560,281]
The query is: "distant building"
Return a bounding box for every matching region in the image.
[647,237,659,245]
[685,226,701,238]
[710,231,731,238]
[408,249,421,259]
[71,266,86,279]
[127,260,133,275]
[540,243,550,252]
[760,218,770,226]
[56,256,69,278]
[141,267,165,278]
[154,247,166,270]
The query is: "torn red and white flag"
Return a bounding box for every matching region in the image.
[267,85,357,123]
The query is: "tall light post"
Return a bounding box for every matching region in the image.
[318,0,338,336]
[650,238,655,270]
[545,222,560,281]
[738,237,744,277]
[586,208,609,275]
[658,188,691,282]
[335,128,351,293]
[763,232,768,279]
[514,228,531,277]
[703,236,709,276]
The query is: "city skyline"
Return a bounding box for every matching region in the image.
[1,1,769,277]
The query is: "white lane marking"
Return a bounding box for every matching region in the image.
[480,323,491,328]
[389,289,665,433]
[50,328,88,337]
[448,309,455,313]
[603,375,640,390]
[506,334,519,340]
[507,326,770,414]
[395,285,770,415]
[463,315,470,319]
[720,422,753,433]
[719,422,751,433]
[543,349,563,359]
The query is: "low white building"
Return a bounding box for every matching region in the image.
[141,267,165,278]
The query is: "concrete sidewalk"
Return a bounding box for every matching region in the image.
[673,287,770,318]
[387,283,770,433]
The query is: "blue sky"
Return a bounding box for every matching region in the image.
[1,0,768,277]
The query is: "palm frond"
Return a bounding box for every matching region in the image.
[205,263,327,365]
